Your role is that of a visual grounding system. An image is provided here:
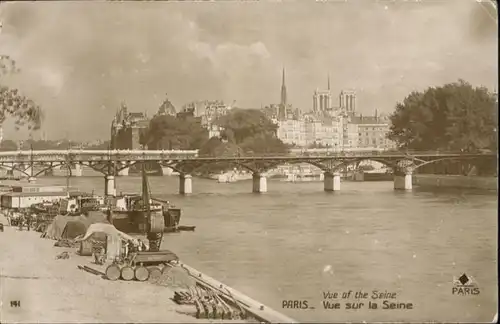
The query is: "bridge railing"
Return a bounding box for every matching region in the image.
[0,149,494,163]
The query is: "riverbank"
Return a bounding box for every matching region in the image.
[413,174,497,190]
[0,226,251,323]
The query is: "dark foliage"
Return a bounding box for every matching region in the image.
[388,80,497,152]
[0,55,44,131]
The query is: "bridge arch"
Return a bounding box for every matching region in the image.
[410,156,489,173]
[126,160,184,175]
[0,164,31,177]
[259,157,398,174]
[331,158,398,173]
[181,160,258,174]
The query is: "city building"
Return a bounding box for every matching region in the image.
[0,185,70,209]
[157,95,177,117]
[110,103,149,150]
[277,119,306,147]
[304,114,343,148]
[181,100,231,138]
[349,111,395,149]
[339,90,356,116]
[341,122,359,149]
[110,96,179,149]
[267,68,395,150]
[312,76,333,115]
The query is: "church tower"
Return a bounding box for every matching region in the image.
[279,68,287,120]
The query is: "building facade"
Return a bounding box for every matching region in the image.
[350,114,395,149]
[181,100,230,138]
[277,119,307,147]
[313,76,333,114]
[110,97,178,149]
[339,90,356,115]
[110,103,149,150]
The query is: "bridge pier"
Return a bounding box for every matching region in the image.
[179,174,192,195]
[324,172,341,192]
[74,164,83,177]
[104,175,117,197]
[28,176,37,184]
[252,173,267,193]
[394,172,413,190]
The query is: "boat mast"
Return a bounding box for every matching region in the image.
[141,160,151,218]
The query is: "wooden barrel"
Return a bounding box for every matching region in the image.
[105,264,121,281]
[121,266,135,281]
[135,266,149,281]
[148,266,162,283]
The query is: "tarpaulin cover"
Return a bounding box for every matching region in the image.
[43,212,110,240]
[76,223,139,245]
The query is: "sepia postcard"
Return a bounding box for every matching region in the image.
[0,0,497,323]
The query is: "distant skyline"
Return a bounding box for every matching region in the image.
[0,0,497,141]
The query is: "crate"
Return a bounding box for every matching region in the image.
[79,240,94,256]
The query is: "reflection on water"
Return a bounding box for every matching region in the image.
[33,176,497,322]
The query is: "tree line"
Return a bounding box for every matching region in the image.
[140,108,289,157]
[388,80,497,153]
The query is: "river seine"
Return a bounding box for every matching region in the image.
[34,175,497,323]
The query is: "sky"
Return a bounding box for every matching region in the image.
[0,0,497,141]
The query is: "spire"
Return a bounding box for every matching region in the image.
[327,74,330,91]
[280,67,287,107]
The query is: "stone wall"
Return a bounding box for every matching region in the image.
[413,174,497,191]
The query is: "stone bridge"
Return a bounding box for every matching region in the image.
[0,149,495,195]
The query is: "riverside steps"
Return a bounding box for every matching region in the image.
[178,262,298,323]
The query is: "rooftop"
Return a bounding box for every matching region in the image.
[350,116,388,125]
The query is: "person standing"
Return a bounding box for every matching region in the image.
[18,213,24,231]
[26,214,32,231]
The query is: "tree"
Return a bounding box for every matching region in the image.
[214,108,288,155]
[142,114,208,150]
[388,80,497,152]
[0,55,44,131]
[215,108,279,144]
[0,139,17,151]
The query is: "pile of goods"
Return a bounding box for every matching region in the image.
[56,251,70,260]
[54,239,80,248]
[173,282,247,320]
[105,250,179,282]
